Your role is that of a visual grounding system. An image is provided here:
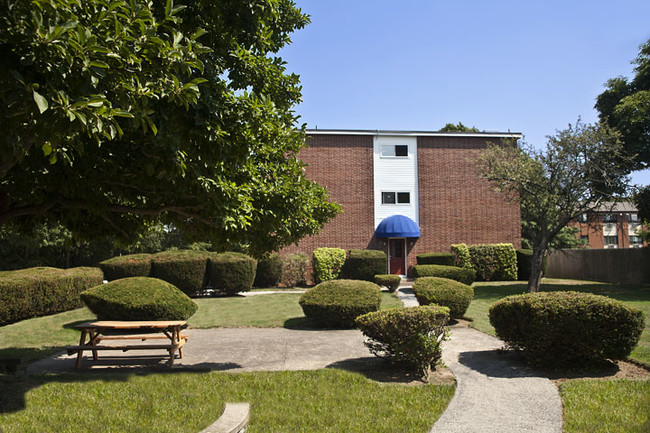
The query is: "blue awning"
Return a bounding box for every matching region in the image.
[375,215,421,238]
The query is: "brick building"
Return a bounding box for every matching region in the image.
[282,129,522,275]
[572,201,647,249]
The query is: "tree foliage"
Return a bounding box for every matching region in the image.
[439,122,479,132]
[477,122,632,292]
[0,0,340,256]
[595,38,650,169]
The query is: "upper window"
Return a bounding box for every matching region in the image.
[577,213,587,223]
[380,144,409,158]
[602,214,617,223]
[382,191,410,204]
[628,213,640,222]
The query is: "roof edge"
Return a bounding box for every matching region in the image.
[305,129,522,139]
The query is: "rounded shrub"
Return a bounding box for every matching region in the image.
[80,277,198,321]
[341,249,387,281]
[411,264,476,285]
[281,253,309,287]
[150,250,210,296]
[99,254,153,281]
[207,252,257,295]
[356,306,450,380]
[374,274,401,292]
[299,279,382,328]
[489,291,645,366]
[412,277,474,318]
[416,252,455,266]
[312,247,346,283]
[254,254,283,288]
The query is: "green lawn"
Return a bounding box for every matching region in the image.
[561,379,650,432]
[0,292,402,365]
[0,369,455,433]
[465,278,650,365]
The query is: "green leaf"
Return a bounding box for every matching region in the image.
[89,60,110,68]
[42,142,53,156]
[33,90,49,113]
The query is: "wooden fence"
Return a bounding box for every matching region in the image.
[546,248,650,285]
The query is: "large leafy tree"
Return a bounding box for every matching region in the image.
[477,122,632,292]
[0,0,340,256]
[595,38,650,169]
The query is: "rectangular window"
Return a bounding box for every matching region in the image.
[628,213,639,222]
[580,235,589,243]
[604,235,618,247]
[382,191,410,205]
[577,213,587,223]
[630,236,643,244]
[381,192,396,204]
[380,144,409,158]
[602,214,617,223]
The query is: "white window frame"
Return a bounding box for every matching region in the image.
[381,191,411,205]
[380,144,409,158]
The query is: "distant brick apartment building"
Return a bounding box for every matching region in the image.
[572,201,647,249]
[281,129,522,275]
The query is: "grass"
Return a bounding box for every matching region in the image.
[561,379,650,432]
[0,292,403,364]
[465,278,650,365]
[0,369,455,433]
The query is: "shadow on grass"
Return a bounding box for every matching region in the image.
[326,357,428,384]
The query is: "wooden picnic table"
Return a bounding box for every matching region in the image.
[66,320,188,369]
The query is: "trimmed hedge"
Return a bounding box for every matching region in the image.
[342,249,387,281]
[312,247,346,283]
[299,279,381,328]
[254,254,283,288]
[150,250,209,296]
[281,253,309,287]
[412,277,474,318]
[374,274,401,292]
[489,291,645,366]
[416,252,455,266]
[207,252,257,295]
[450,243,472,269]
[515,249,548,281]
[356,306,450,380]
[99,254,153,281]
[81,277,198,321]
[468,243,517,281]
[0,267,104,326]
[411,264,476,285]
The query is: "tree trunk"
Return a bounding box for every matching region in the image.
[527,239,548,292]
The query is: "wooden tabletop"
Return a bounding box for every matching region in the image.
[75,320,187,329]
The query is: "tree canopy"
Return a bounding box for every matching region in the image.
[0,0,340,256]
[439,122,479,132]
[477,122,632,292]
[595,38,650,169]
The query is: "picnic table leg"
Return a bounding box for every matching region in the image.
[175,327,184,359]
[75,329,87,369]
[89,330,99,360]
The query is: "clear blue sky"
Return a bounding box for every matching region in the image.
[279,0,650,186]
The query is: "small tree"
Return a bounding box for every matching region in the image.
[477,121,632,292]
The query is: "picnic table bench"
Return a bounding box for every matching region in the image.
[66,320,188,369]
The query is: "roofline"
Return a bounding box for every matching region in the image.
[305,129,522,139]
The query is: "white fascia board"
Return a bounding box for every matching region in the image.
[306,129,522,139]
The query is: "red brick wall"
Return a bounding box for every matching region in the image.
[281,133,522,275]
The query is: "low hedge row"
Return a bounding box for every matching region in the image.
[411,264,476,285]
[254,254,283,288]
[412,277,474,318]
[312,247,346,283]
[489,291,645,366]
[299,279,382,328]
[468,243,517,281]
[341,249,387,281]
[374,274,401,292]
[99,251,257,296]
[416,253,455,266]
[0,267,104,325]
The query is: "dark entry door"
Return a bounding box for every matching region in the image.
[389,238,406,275]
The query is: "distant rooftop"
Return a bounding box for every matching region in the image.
[592,201,638,213]
[306,129,522,139]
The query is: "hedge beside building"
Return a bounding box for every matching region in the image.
[0,267,104,325]
[341,249,387,281]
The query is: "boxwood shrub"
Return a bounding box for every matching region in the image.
[515,249,548,281]
[374,274,401,292]
[299,279,381,328]
[281,253,309,287]
[312,247,346,283]
[489,291,645,366]
[207,252,257,295]
[254,254,283,288]
[150,250,210,296]
[450,243,472,269]
[341,249,387,281]
[81,277,198,321]
[356,306,450,380]
[99,254,153,281]
[411,264,476,285]
[468,243,517,281]
[0,267,104,325]
[412,277,474,318]
[416,252,455,266]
